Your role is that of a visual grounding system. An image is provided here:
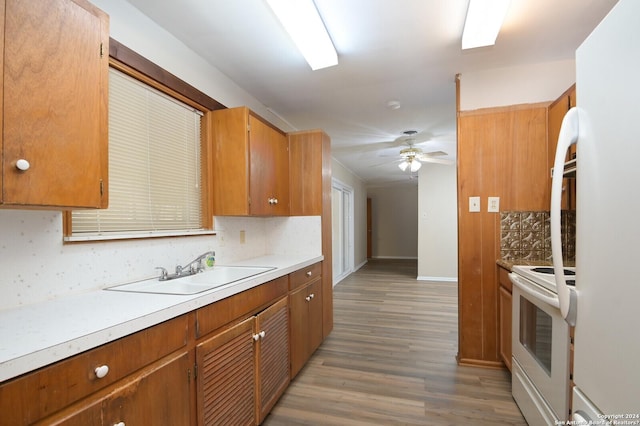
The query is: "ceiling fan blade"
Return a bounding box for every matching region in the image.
[416,150,447,159]
[417,157,455,165]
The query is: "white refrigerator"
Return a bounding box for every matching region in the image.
[551,0,640,422]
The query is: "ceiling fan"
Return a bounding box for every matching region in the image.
[397,146,448,171]
[394,130,451,171]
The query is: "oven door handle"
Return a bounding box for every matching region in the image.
[509,273,560,309]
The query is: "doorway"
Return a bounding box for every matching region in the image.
[332,179,354,285]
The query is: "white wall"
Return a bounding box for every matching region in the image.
[331,160,367,269]
[460,59,576,111]
[367,185,418,259]
[90,0,294,132]
[0,1,322,310]
[417,164,458,281]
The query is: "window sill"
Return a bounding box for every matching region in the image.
[64,229,217,243]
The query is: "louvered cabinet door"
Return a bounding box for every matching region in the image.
[255,297,290,424]
[196,317,256,426]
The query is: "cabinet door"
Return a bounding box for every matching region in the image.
[196,317,256,426]
[289,284,311,378]
[249,114,289,216]
[2,0,108,208]
[289,132,323,215]
[209,107,251,215]
[102,351,191,426]
[34,399,103,426]
[256,297,290,424]
[307,279,324,355]
[289,278,323,378]
[499,286,513,371]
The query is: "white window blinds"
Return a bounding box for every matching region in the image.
[70,68,204,238]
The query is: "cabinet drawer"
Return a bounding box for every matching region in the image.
[289,262,322,290]
[196,276,289,339]
[0,314,188,424]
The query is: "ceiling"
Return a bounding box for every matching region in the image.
[125,0,617,187]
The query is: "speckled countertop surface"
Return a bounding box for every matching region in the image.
[0,254,322,383]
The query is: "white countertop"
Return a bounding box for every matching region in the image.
[0,254,322,383]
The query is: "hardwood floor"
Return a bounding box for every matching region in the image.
[264,259,526,425]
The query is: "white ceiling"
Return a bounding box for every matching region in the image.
[125,0,617,186]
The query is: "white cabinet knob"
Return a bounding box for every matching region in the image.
[114,422,125,426]
[15,159,30,171]
[253,333,261,341]
[94,365,109,379]
[259,330,266,339]
[306,271,312,277]
[309,293,315,299]
[305,296,311,302]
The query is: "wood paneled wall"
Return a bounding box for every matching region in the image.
[456,102,551,366]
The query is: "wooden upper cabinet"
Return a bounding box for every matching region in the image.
[547,84,577,209]
[289,130,329,216]
[209,106,289,216]
[249,114,290,216]
[1,0,109,209]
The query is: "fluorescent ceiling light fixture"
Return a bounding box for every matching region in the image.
[462,0,511,50]
[266,0,338,70]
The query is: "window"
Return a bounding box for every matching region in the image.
[66,66,212,241]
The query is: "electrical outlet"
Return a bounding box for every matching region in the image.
[488,197,500,212]
[469,196,480,212]
[240,230,246,244]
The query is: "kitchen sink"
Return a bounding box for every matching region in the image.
[105,265,276,295]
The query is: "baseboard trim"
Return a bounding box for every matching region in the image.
[457,356,506,370]
[417,276,458,283]
[370,256,418,260]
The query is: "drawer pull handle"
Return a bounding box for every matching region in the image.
[94,365,109,379]
[306,271,312,277]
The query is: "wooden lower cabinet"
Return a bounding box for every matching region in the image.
[43,351,192,426]
[290,278,323,378]
[196,296,290,426]
[498,266,513,371]
[2,268,323,426]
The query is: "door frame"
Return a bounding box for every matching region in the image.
[331,178,355,285]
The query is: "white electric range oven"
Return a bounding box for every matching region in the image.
[509,265,575,426]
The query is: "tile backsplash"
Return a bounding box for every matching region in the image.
[500,210,575,262]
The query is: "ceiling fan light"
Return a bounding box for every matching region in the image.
[398,160,409,171]
[410,159,422,172]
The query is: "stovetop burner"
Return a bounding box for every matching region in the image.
[531,267,576,276]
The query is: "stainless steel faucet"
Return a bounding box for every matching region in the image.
[155,250,215,281]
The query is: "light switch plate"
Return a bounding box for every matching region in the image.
[469,196,480,212]
[488,196,500,212]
